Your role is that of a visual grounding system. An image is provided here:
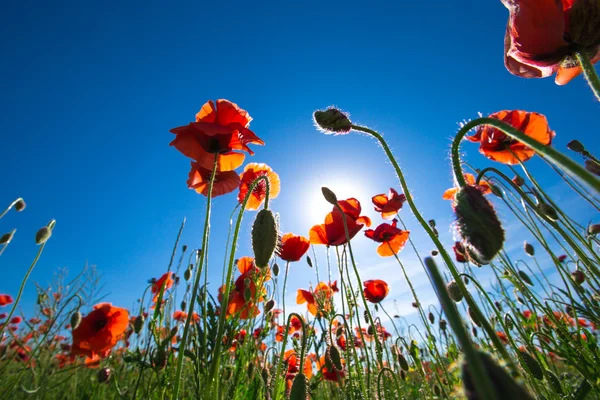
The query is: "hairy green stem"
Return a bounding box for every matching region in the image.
[576,51,600,102]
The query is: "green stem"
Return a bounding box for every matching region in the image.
[576,51,600,102]
[172,154,218,400]
[451,118,600,193]
[282,261,290,323]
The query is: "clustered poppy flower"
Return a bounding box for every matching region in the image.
[151,272,175,303]
[237,163,281,210]
[296,282,334,317]
[364,219,410,257]
[466,110,555,165]
[71,303,129,358]
[0,294,13,307]
[309,198,372,246]
[371,188,406,219]
[443,173,492,200]
[277,233,310,262]
[501,0,600,85]
[363,280,389,303]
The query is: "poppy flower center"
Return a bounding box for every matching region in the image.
[94,317,108,332]
[208,138,221,153]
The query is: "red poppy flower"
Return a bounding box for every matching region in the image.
[172,311,187,322]
[466,110,555,165]
[502,0,600,85]
[364,219,410,257]
[71,303,129,358]
[284,349,313,381]
[0,313,7,319]
[277,233,310,262]
[170,99,264,171]
[372,188,406,220]
[496,331,509,345]
[237,163,280,210]
[453,242,468,263]
[309,198,372,246]
[329,280,339,293]
[317,354,345,382]
[151,272,174,303]
[363,280,389,303]
[0,294,13,307]
[219,257,270,320]
[443,173,492,200]
[187,162,240,197]
[10,316,22,324]
[296,282,333,317]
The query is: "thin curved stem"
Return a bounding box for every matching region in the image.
[576,51,600,102]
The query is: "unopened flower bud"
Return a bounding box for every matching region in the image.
[289,372,308,400]
[14,198,26,212]
[397,352,409,371]
[428,312,435,324]
[490,184,503,198]
[184,268,192,281]
[70,311,82,330]
[321,186,338,206]
[588,224,600,236]
[468,307,481,327]
[313,108,352,135]
[439,319,447,331]
[431,250,439,256]
[265,299,275,314]
[252,209,278,268]
[180,301,186,312]
[518,349,543,380]
[97,368,111,383]
[567,140,585,154]
[518,270,533,286]
[134,315,145,334]
[181,245,188,252]
[327,345,343,370]
[35,226,52,245]
[0,231,14,245]
[446,280,464,302]
[536,203,558,221]
[524,242,534,256]
[272,263,280,276]
[512,175,524,187]
[571,270,585,285]
[306,256,313,268]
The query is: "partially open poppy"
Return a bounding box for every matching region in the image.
[237,163,280,210]
[219,257,270,320]
[170,99,264,171]
[502,0,600,85]
[151,273,174,303]
[296,282,333,317]
[363,280,390,303]
[372,188,406,220]
[71,303,129,358]
[309,198,372,246]
[0,294,13,307]
[187,162,240,197]
[466,110,555,165]
[364,219,410,257]
[277,233,310,262]
[443,174,492,200]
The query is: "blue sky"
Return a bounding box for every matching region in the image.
[1,1,598,325]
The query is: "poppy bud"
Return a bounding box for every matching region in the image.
[588,224,600,236]
[320,186,338,206]
[472,327,478,337]
[446,280,464,303]
[397,351,409,371]
[584,159,600,176]
[434,384,442,397]
[264,299,275,314]
[453,186,504,265]
[518,270,533,286]
[536,203,559,221]
[494,301,502,311]
[272,263,280,276]
[35,226,52,245]
[490,184,503,198]
[571,270,585,285]
[518,350,543,380]
[567,140,585,153]
[468,307,481,327]
[306,256,313,268]
[429,219,436,228]
[523,242,534,256]
[313,108,352,135]
[428,312,435,324]
[463,276,470,285]
[252,209,278,268]
[97,368,111,384]
[261,367,270,387]
[512,175,524,187]
[153,347,167,370]
[504,314,513,331]
[289,372,308,400]
[412,301,419,308]
[327,345,343,370]
[180,301,186,312]
[182,244,188,252]
[14,198,26,212]
[70,311,82,330]
[439,319,447,331]
[0,231,14,245]
[134,315,145,334]
[431,250,439,256]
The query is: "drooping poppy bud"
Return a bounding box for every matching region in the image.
[313,108,352,135]
[524,242,534,256]
[264,299,275,314]
[439,319,447,331]
[0,231,14,245]
[468,307,482,327]
[70,311,82,330]
[184,268,192,281]
[512,175,524,187]
[567,140,586,154]
[134,314,145,334]
[35,226,52,245]
[588,224,600,236]
[327,345,343,371]
[252,209,278,268]
[14,198,26,212]
[428,312,435,324]
[454,186,504,265]
[518,270,533,287]
[289,372,308,400]
[571,270,586,285]
[446,280,464,303]
[518,349,543,380]
[97,368,111,383]
[272,263,280,276]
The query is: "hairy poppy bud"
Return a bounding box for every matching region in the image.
[524,242,534,256]
[494,301,502,311]
[252,209,278,268]
[428,312,435,324]
[153,347,167,370]
[306,256,313,268]
[512,175,524,187]
[536,203,558,221]
[439,319,447,331]
[363,310,369,324]
[97,368,111,384]
[584,159,600,176]
[180,301,186,312]
[490,184,503,198]
[518,270,533,286]
[321,186,338,206]
[184,268,191,281]
[588,223,600,236]
[70,311,82,330]
[468,307,482,327]
[434,384,442,397]
[327,345,343,370]
[272,263,280,276]
[567,139,585,154]
[182,244,188,252]
[14,198,26,212]
[0,231,14,245]
[454,186,504,265]
[411,301,419,308]
[313,108,352,135]
[261,367,270,387]
[397,351,409,371]
[446,280,464,303]
[134,315,145,334]
[35,226,52,245]
[518,349,543,380]
[431,250,439,256]
[264,299,275,314]
[289,372,308,400]
[571,270,585,285]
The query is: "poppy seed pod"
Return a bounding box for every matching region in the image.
[97,368,111,384]
[321,186,338,206]
[446,280,464,303]
[454,186,505,265]
[70,311,82,330]
[35,226,52,245]
[567,140,585,154]
[524,242,534,256]
[252,209,278,268]
[0,231,14,245]
[289,372,308,400]
[313,108,352,135]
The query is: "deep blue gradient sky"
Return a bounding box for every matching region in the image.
[1,1,598,321]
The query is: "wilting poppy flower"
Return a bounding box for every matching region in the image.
[309,198,372,246]
[237,163,280,210]
[187,162,240,197]
[443,173,492,200]
[71,303,129,358]
[277,233,310,262]
[296,282,333,317]
[364,219,410,257]
[363,280,389,303]
[372,188,406,220]
[0,294,13,307]
[501,0,600,85]
[466,110,555,165]
[151,272,174,303]
[9,316,22,324]
[170,99,264,171]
